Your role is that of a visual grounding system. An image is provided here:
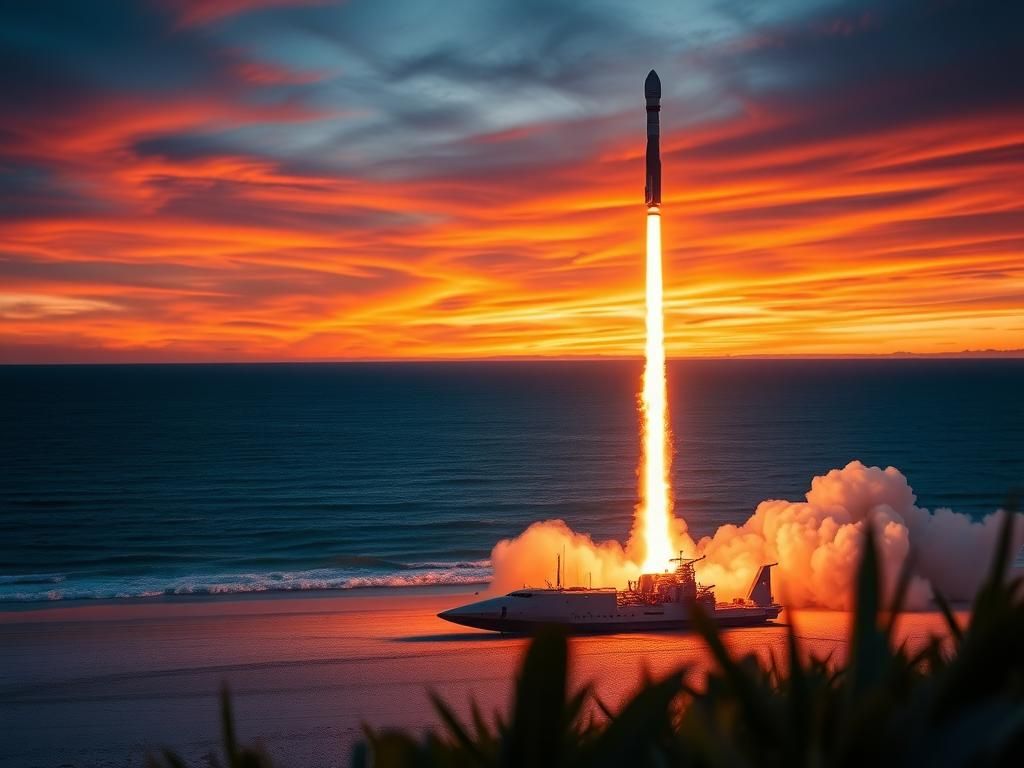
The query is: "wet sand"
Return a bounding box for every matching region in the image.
[0,590,961,767]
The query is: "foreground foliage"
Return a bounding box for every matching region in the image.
[153,512,1024,768]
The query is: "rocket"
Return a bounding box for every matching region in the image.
[644,69,661,208]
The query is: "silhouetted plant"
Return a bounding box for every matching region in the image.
[148,686,273,768]
[153,508,1024,768]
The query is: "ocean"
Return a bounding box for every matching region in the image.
[1,359,1021,603]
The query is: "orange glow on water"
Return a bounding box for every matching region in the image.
[639,208,675,572]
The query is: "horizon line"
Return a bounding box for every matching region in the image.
[2,350,1023,366]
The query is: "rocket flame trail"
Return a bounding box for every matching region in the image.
[638,70,674,573]
[639,207,674,572]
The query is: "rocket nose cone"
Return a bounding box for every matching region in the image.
[645,69,661,98]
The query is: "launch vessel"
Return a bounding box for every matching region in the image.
[438,556,781,634]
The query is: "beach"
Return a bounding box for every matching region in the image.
[0,589,961,767]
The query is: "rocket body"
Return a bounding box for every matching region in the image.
[644,69,661,208]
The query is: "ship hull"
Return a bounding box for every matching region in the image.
[440,613,780,634]
[439,592,782,635]
[438,566,783,635]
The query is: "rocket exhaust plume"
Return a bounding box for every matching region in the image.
[636,69,675,572]
[638,207,674,571]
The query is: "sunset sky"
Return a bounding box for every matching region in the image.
[2,0,1022,362]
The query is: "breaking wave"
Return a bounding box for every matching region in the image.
[0,561,492,603]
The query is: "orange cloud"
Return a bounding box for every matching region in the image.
[2,93,1023,362]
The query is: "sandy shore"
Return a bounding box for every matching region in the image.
[0,590,960,767]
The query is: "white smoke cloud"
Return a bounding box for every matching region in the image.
[489,520,643,594]
[488,461,1021,609]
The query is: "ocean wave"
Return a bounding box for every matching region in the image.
[0,563,492,602]
[405,559,491,569]
[0,572,67,585]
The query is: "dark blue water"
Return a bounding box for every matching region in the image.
[1,360,1021,602]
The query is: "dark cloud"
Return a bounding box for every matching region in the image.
[0,162,107,220]
[133,133,240,163]
[693,0,1024,155]
[0,1,229,98]
[755,0,1023,103]
[142,175,421,232]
